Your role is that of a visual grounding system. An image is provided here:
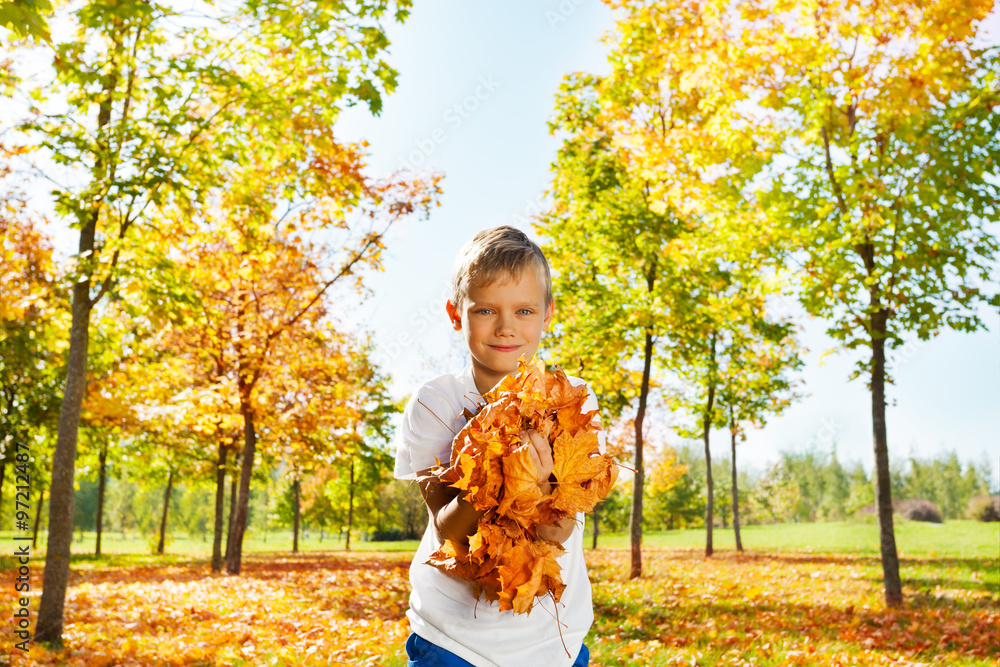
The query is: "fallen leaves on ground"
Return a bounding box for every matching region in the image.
[427,356,618,613]
[3,547,996,666]
[585,548,1000,666]
[4,553,412,667]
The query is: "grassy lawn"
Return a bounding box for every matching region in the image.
[0,528,421,568]
[2,521,997,666]
[589,519,1000,559]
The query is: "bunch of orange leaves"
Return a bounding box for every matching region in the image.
[426,356,618,615]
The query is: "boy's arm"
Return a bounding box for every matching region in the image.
[418,470,576,546]
[536,515,577,543]
[417,469,486,547]
[415,428,579,546]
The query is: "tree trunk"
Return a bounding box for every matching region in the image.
[703,332,717,558]
[35,246,95,646]
[292,477,301,554]
[33,485,45,550]
[871,308,903,607]
[629,329,654,579]
[224,448,240,562]
[33,54,123,645]
[226,407,256,574]
[157,469,174,555]
[95,443,107,557]
[211,443,227,573]
[730,407,743,553]
[0,461,5,509]
[346,459,355,552]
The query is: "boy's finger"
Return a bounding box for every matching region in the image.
[519,429,552,476]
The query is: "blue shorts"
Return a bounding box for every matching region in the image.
[405,632,589,666]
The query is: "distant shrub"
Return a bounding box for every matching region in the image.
[966,496,1000,522]
[367,528,419,542]
[899,498,943,523]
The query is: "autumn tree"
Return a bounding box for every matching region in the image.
[757,0,999,607]
[539,72,685,579]
[265,335,396,552]
[595,0,998,604]
[677,0,998,603]
[717,306,802,551]
[0,157,65,530]
[9,0,422,643]
[644,445,687,528]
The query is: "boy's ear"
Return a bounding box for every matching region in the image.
[445,300,463,331]
[542,298,554,332]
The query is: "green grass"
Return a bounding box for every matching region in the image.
[0,528,420,570]
[588,519,1000,559]
[5,519,996,567]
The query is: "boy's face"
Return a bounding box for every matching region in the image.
[446,266,554,396]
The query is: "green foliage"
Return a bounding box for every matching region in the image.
[0,174,66,483]
[900,451,992,520]
[372,480,426,540]
[72,479,100,532]
[645,467,704,531]
[172,484,214,543]
[538,71,679,418]
[0,0,53,42]
[595,484,632,534]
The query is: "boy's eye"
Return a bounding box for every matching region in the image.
[517,309,533,315]
[475,308,493,315]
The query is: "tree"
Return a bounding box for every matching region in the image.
[9,0,426,641]
[539,71,686,578]
[819,448,851,521]
[0,0,54,42]
[644,445,686,528]
[596,0,998,606]
[0,157,65,515]
[552,0,801,563]
[661,249,803,556]
[718,312,802,550]
[749,0,1000,607]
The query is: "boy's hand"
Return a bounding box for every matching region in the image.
[519,429,554,494]
[519,429,578,544]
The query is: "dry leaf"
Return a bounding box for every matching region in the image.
[426,356,618,613]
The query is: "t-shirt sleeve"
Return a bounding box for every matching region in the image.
[393,383,460,480]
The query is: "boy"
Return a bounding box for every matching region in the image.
[393,226,602,667]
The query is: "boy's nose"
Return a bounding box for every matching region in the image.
[495,314,516,335]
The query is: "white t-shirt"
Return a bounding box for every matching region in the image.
[393,364,603,667]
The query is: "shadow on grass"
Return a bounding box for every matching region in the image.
[588,549,999,664]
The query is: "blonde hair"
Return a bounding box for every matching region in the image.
[451,226,553,310]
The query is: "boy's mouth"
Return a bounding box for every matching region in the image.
[489,344,521,353]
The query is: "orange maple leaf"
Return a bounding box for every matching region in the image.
[426,356,618,614]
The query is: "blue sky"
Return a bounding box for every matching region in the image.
[331,1,1000,482]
